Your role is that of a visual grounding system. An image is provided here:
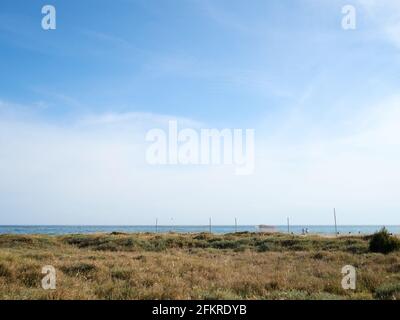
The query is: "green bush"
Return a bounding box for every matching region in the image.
[211,240,241,249]
[374,283,400,300]
[257,242,271,252]
[369,228,400,254]
[61,263,97,277]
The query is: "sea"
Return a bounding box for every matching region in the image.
[0,225,399,235]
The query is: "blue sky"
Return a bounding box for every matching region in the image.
[1,0,400,225]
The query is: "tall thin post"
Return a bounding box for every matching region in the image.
[155,218,158,233]
[235,217,238,233]
[334,208,338,236]
[287,217,290,234]
[209,217,212,233]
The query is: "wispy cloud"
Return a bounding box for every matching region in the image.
[357,0,400,48]
[80,29,149,58]
[1,95,400,224]
[78,111,204,128]
[29,87,86,110]
[198,0,255,35]
[145,54,293,98]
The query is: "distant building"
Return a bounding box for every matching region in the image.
[257,225,277,233]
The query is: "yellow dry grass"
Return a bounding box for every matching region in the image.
[0,232,399,300]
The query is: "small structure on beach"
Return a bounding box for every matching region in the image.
[257,225,277,233]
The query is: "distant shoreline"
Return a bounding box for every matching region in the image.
[0,225,399,235]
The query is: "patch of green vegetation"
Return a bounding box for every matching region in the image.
[0,233,369,254]
[374,283,400,300]
[60,262,97,277]
[369,228,400,254]
[111,269,132,281]
[17,264,42,288]
[256,242,272,252]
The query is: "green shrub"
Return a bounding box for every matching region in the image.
[111,269,131,281]
[61,263,97,277]
[369,228,400,254]
[312,252,325,260]
[17,264,42,288]
[211,240,241,250]
[374,283,400,300]
[257,242,271,252]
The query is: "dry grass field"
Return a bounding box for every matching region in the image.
[0,232,399,300]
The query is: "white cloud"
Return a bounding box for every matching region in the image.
[357,0,400,48]
[78,111,203,128]
[0,109,245,225]
[1,96,400,225]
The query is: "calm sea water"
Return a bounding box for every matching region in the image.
[0,225,399,235]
